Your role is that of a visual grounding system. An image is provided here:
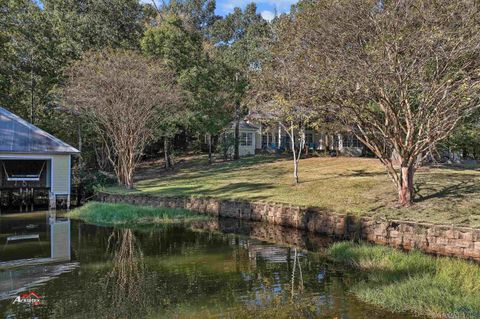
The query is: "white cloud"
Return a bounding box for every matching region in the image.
[260,10,275,22]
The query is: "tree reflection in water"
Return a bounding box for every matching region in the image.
[103,229,150,319]
[291,248,304,299]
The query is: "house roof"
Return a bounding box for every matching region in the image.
[227,120,259,131]
[0,107,80,155]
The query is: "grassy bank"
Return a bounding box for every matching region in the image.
[69,202,208,226]
[327,242,480,318]
[105,156,480,227]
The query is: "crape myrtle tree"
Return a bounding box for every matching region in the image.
[252,14,320,184]
[63,50,181,188]
[304,0,480,206]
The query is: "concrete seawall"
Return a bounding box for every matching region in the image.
[97,192,480,261]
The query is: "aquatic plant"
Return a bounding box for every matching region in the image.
[327,242,480,318]
[69,202,209,226]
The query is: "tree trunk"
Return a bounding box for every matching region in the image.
[278,124,282,151]
[164,138,170,170]
[222,134,228,161]
[30,54,35,124]
[207,133,212,164]
[398,164,415,206]
[291,126,299,184]
[293,154,299,184]
[234,102,240,160]
[117,157,134,189]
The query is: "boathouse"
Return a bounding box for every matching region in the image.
[0,107,79,212]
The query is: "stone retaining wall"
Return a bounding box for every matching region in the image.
[97,192,480,261]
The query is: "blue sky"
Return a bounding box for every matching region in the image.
[141,0,299,21]
[215,0,298,21]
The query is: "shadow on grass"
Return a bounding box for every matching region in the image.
[415,177,480,203]
[138,155,287,183]
[346,169,386,177]
[140,182,274,201]
[304,168,386,184]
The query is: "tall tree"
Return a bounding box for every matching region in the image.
[141,13,202,168]
[1,0,151,170]
[43,0,147,53]
[0,0,61,123]
[305,0,480,206]
[153,0,219,34]
[252,14,320,183]
[62,50,181,188]
[211,3,270,160]
[141,14,203,73]
[142,13,231,165]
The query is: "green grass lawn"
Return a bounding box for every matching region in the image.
[326,242,480,318]
[105,155,480,227]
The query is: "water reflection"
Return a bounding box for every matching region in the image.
[0,214,422,319]
[101,229,151,319]
[0,213,77,318]
[291,248,304,299]
[0,214,75,300]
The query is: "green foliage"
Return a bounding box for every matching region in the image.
[153,0,219,35]
[210,2,270,103]
[443,110,480,159]
[69,202,208,226]
[80,171,117,196]
[216,133,235,158]
[327,242,480,318]
[0,0,63,121]
[141,13,231,141]
[0,0,150,171]
[141,14,203,74]
[43,0,146,52]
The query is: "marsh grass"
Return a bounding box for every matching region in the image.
[69,202,208,226]
[327,242,480,318]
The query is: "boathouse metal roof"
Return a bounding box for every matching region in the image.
[0,107,79,154]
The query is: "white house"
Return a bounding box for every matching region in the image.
[226,120,260,157]
[0,107,79,211]
[227,118,365,157]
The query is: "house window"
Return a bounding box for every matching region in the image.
[262,134,268,148]
[342,135,362,148]
[305,133,314,145]
[240,132,253,146]
[333,135,340,149]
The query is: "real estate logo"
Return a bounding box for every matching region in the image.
[12,292,44,306]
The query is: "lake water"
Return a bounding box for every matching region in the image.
[0,212,421,319]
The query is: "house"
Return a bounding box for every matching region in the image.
[226,118,365,157]
[0,107,79,211]
[225,120,261,157]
